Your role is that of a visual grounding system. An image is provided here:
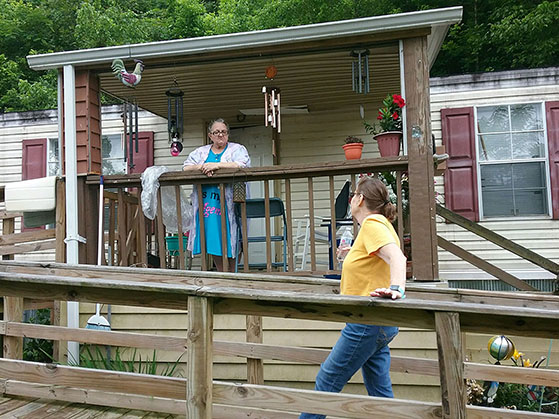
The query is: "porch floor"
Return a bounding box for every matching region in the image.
[0,395,180,418]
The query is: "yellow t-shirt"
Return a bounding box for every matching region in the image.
[340,214,400,296]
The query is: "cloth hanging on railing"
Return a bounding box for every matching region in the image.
[140,166,193,234]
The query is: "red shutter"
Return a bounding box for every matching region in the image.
[441,107,479,221]
[546,101,559,219]
[22,139,47,180]
[21,139,47,231]
[128,131,154,175]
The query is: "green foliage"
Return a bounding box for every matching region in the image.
[23,309,54,363]
[0,0,557,111]
[78,345,184,377]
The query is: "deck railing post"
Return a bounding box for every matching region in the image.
[435,311,466,419]
[2,296,23,359]
[246,315,264,384]
[187,296,213,418]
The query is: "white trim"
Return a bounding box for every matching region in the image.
[27,7,462,70]
[399,39,407,155]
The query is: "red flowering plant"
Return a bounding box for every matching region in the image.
[364,94,406,135]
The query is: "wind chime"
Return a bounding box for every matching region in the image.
[262,64,281,133]
[166,81,184,156]
[122,99,139,170]
[351,49,370,94]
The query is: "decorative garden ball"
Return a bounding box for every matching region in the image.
[487,335,515,361]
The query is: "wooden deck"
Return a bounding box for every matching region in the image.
[0,395,179,418]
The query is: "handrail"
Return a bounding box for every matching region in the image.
[2,263,559,418]
[436,204,559,275]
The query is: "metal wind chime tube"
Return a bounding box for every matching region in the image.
[166,82,184,156]
[262,86,281,133]
[123,100,139,169]
[351,49,370,94]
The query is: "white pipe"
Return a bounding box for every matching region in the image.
[63,64,80,364]
[57,71,63,177]
[399,39,407,155]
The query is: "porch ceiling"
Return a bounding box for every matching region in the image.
[98,44,401,120]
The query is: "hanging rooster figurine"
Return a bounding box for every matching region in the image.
[111,59,144,88]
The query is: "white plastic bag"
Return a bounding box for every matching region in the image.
[140,166,193,234]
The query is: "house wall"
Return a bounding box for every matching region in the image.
[430,67,559,282]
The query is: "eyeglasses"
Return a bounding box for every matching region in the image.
[210,130,229,136]
[349,191,361,200]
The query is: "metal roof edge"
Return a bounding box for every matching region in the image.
[27,7,462,71]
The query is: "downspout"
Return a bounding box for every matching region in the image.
[63,64,83,364]
[57,71,63,177]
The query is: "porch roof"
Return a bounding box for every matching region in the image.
[26,7,461,121]
[27,7,462,71]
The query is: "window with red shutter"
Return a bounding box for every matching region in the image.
[546,101,559,219]
[441,107,479,221]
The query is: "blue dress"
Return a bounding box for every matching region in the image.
[192,147,232,257]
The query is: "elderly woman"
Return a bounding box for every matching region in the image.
[183,118,251,272]
[300,176,407,419]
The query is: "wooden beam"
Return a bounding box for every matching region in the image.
[435,312,465,419]
[246,315,263,385]
[403,35,438,281]
[0,240,57,256]
[437,204,559,275]
[187,296,213,418]
[438,236,537,291]
[2,298,23,359]
[0,229,55,246]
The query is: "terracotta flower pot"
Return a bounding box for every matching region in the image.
[342,143,363,160]
[373,131,402,157]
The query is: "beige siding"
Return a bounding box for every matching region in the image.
[430,74,559,280]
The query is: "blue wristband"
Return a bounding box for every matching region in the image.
[389,285,406,299]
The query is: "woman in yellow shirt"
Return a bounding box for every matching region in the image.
[300,177,407,419]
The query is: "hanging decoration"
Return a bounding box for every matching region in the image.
[262,86,281,133]
[265,65,277,80]
[122,99,139,169]
[112,59,144,88]
[351,49,370,94]
[166,80,184,156]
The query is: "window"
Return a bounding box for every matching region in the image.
[47,138,59,176]
[476,103,549,217]
[102,134,127,175]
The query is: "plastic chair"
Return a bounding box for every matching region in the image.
[236,198,288,272]
[165,234,191,269]
[294,180,351,270]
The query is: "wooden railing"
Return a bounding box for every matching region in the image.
[85,157,410,275]
[1,261,558,418]
[436,204,559,292]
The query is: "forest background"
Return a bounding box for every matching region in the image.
[0,0,557,112]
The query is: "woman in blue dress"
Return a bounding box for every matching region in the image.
[182,118,251,271]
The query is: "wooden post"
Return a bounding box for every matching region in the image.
[187,296,213,418]
[246,315,264,384]
[54,178,66,362]
[403,36,438,281]
[435,312,466,419]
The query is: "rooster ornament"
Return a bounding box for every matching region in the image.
[111,59,144,88]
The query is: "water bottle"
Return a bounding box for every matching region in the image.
[337,227,353,268]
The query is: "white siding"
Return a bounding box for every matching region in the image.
[430,69,559,280]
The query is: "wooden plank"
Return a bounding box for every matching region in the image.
[246,315,263,385]
[0,359,185,399]
[214,403,299,419]
[404,35,438,282]
[396,171,404,251]
[213,381,441,418]
[0,229,56,246]
[187,296,213,418]
[0,240,57,256]
[241,201,249,272]
[17,399,74,418]
[156,188,166,270]
[55,178,67,264]
[2,297,23,359]
[0,211,23,220]
[2,380,185,416]
[175,185,185,270]
[307,177,316,271]
[328,176,337,268]
[284,179,295,271]
[197,186,207,271]
[465,362,559,388]
[438,236,537,291]
[219,183,228,272]
[117,190,127,266]
[264,181,272,272]
[107,199,116,266]
[437,204,559,275]
[435,312,465,419]
[137,190,147,267]
[104,190,138,205]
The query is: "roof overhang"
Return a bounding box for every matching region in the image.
[27,7,462,71]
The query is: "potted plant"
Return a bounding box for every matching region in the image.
[364,94,406,157]
[342,136,364,160]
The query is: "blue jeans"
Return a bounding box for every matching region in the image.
[300,323,399,419]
